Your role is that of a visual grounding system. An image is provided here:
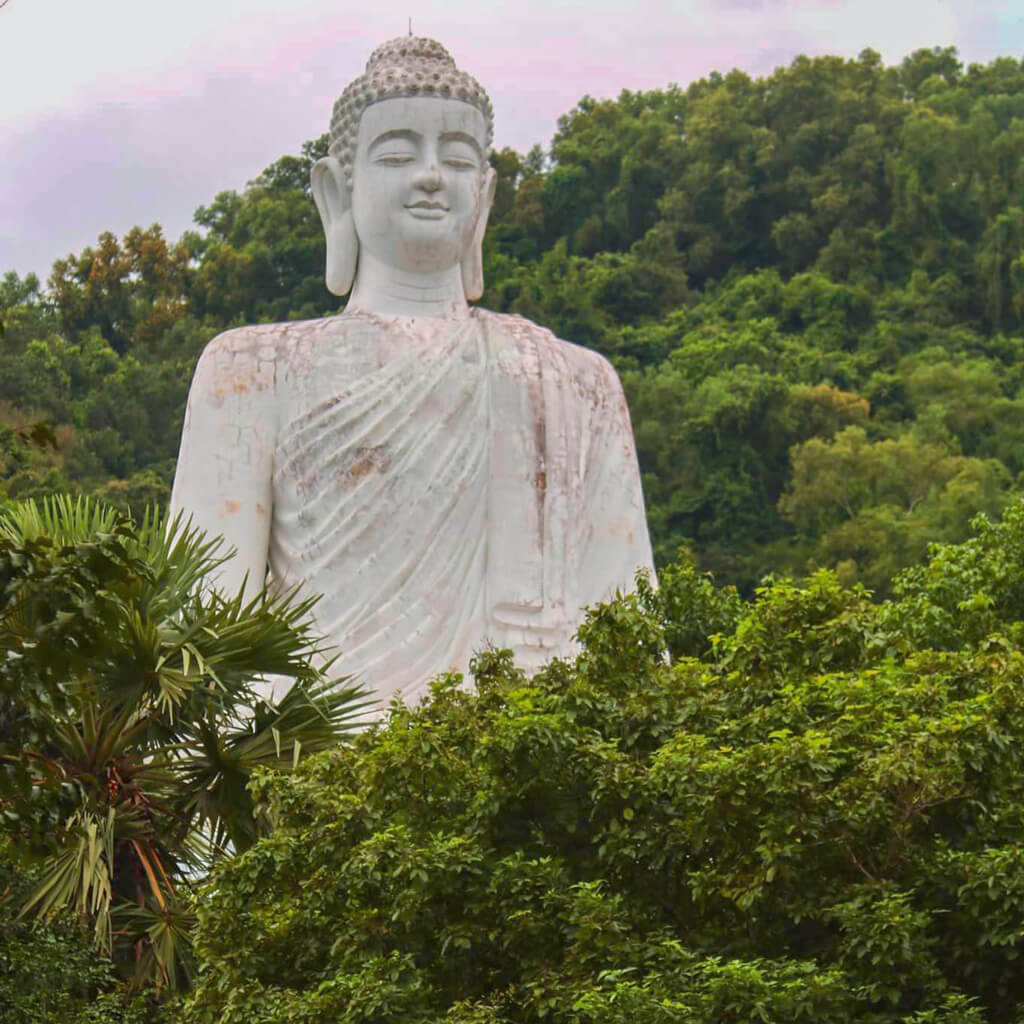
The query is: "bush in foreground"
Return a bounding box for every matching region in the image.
[0,497,369,996]
[181,503,1024,1023]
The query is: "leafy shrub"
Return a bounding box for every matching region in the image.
[182,509,1024,1022]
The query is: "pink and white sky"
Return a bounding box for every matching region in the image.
[1,0,1021,279]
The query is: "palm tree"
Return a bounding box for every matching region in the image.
[0,496,371,991]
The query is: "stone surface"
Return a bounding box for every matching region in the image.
[170,37,654,708]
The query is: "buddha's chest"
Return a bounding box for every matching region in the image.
[270,329,500,515]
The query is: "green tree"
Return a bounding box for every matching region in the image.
[781,425,1015,591]
[181,512,1024,1022]
[187,136,335,326]
[49,227,191,356]
[0,838,152,1024]
[0,497,370,991]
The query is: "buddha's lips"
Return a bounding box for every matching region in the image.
[406,200,449,220]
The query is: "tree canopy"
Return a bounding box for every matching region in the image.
[0,498,369,997]
[5,47,1024,590]
[179,503,1024,1024]
[8,44,1024,1020]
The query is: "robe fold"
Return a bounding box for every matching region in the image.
[170,308,654,707]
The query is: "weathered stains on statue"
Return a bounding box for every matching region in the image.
[605,515,634,541]
[345,445,392,481]
[170,309,655,709]
[215,376,252,399]
[521,329,548,532]
[203,327,279,410]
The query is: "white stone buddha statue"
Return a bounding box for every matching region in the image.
[170,36,654,707]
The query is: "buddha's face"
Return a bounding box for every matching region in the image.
[351,97,490,274]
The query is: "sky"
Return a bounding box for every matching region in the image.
[1,0,1022,280]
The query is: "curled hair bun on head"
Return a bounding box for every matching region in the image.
[329,36,495,188]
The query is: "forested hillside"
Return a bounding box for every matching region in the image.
[4,45,1024,593]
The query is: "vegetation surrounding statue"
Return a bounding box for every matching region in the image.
[11,500,1024,1020]
[0,497,369,997]
[6,41,1024,1023]
[179,503,1024,1023]
[3,46,1024,593]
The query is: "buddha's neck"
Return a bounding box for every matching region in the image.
[347,254,468,319]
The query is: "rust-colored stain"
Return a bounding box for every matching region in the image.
[213,379,251,399]
[213,370,257,402]
[255,503,266,516]
[221,500,241,515]
[523,345,548,529]
[345,445,392,481]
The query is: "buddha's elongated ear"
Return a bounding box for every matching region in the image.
[461,164,497,302]
[311,156,358,296]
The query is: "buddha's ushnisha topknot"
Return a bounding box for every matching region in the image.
[329,36,494,188]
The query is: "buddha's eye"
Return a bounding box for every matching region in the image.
[374,152,416,166]
[440,143,479,170]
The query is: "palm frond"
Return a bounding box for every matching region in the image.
[173,675,372,851]
[3,493,368,991]
[133,509,232,622]
[117,897,196,992]
[244,674,375,759]
[20,807,117,951]
[0,494,122,545]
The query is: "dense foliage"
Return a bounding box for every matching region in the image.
[0,498,369,993]
[0,836,151,1024]
[5,47,1024,591]
[179,502,1024,1023]
[8,42,1024,1020]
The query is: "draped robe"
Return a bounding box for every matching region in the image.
[170,308,654,707]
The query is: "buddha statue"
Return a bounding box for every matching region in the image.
[170,36,654,707]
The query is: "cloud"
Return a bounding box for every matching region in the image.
[0,73,324,278]
[2,0,1021,278]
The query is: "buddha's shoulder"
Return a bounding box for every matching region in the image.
[197,317,344,365]
[475,309,619,387]
[194,311,621,389]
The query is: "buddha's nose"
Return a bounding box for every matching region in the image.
[415,162,443,192]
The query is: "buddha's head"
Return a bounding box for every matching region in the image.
[311,37,497,300]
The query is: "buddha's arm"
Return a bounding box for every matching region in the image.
[579,355,656,599]
[169,331,276,602]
